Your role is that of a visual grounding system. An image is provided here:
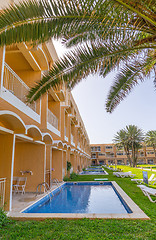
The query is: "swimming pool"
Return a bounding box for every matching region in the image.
[23,182,131,214]
[12,181,149,219]
[80,167,108,175]
[80,171,108,175]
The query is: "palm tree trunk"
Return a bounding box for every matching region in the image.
[124,145,132,166]
[153,144,156,164]
[125,151,132,166]
[132,143,137,167]
[133,146,138,167]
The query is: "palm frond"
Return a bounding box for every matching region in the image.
[0,0,98,46]
[106,55,156,113]
[0,0,155,47]
[0,0,155,113]
[27,41,154,103]
[0,0,121,46]
[114,0,156,28]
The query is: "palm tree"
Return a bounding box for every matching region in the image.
[113,129,132,166]
[145,130,156,161]
[125,125,144,167]
[0,0,155,111]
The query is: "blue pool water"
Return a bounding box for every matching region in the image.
[23,183,132,214]
[80,168,107,175]
[80,171,106,175]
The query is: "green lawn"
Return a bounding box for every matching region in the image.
[0,167,156,240]
[110,165,156,187]
[137,164,156,169]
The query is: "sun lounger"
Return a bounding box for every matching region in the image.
[94,178,108,181]
[113,171,136,178]
[131,173,155,184]
[137,185,156,203]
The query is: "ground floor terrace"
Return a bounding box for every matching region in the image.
[0,166,156,239]
[0,110,91,212]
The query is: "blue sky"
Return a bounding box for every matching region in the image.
[53,41,156,144]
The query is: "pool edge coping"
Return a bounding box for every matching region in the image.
[7,181,150,220]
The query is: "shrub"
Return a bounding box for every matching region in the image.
[70,172,78,179]
[63,175,69,181]
[0,208,10,228]
[67,161,72,171]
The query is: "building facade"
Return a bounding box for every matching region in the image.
[0,0,91,211]
[91,144,156,166]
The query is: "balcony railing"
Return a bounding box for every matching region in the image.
[48,109,58,129]
[0,178,6,208]
[71,134,75,146]
[3,62,36,112]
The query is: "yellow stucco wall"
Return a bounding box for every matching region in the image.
[0,134,15,210]
[14,142,45,192]
[52,149,63,181]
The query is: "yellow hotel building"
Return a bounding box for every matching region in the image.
[91,144,156,166]
[0,0,91,211]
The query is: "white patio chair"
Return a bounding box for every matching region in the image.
[131,173,155,184]
[12,177,20,194]
[137,185,156,203]
[18,177,27,194]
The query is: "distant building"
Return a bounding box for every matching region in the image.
[90,144,156,165]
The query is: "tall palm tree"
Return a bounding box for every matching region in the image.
[145,130,156,161]
[0,0,155,111]
[125,125,144,167]
[113,129,132,166]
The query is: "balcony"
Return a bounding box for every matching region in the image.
[77,142,81,150]
[3,62,36,112]
[64,126,68,142]
[71,133,75,146]
[48,109,58,129]
[91,147,101,152]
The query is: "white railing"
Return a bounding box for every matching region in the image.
[3,62,36,112]
[64,127,68,141]
[0,178,6,207]
[71,134,75,146]
[71,134,74,142]
[48,109,58,129]
[77,146,81,150]
[64,126,67,137]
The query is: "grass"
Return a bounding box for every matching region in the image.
[110,165,156,187]
[0,166,156,240]
[137,164,156,169]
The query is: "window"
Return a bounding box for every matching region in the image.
[97,146,101,151]
[117,152,124,155]
[148,159,154,164]
[91,146,101,152]
[98,153,105,156]
[147,151,154,155]
[91,153,96,159]
[105,146,113,149]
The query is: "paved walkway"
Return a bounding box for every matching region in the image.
[138,168,156,172]
[11,183,64,213]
